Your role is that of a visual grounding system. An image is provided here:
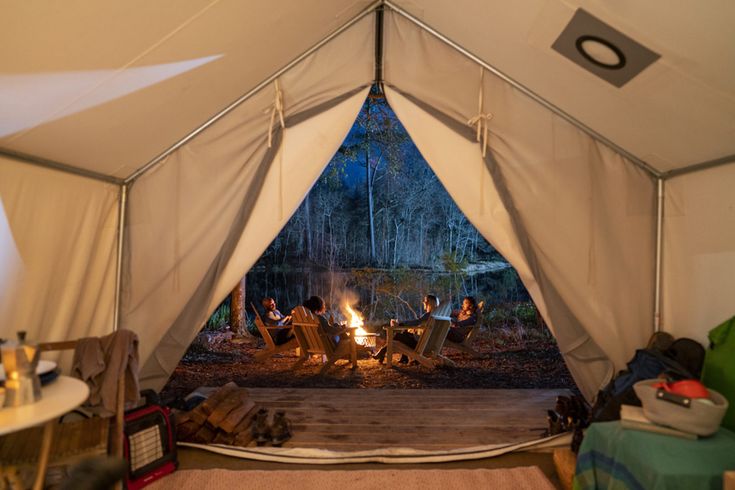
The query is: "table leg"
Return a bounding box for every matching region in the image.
[33,421,54,490]
[386,326,394,368]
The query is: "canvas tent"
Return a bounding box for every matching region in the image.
[1,1,734,401]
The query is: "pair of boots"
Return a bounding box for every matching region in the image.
[251,408,292,447]
[372,346,408,364]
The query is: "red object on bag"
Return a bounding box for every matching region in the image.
[653,379,710,399]
[123,403,178,490]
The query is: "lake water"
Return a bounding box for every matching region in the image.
[244,266,530,325]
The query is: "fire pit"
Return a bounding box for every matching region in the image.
[343,304,378,348]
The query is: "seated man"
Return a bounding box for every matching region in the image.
[261,297,293,345]
[262,297,292,325]
[446,296,478,343]
[373,295,440,364]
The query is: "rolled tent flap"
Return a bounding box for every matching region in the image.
[135,88,370,390]
[383,11,657,399]
[123,15,374,391]
[663,164,735,344]
[0,155,118,346]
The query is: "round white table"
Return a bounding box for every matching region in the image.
[0,376,89,490]
[0,376,89,435]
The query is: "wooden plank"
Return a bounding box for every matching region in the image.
[245,387,566,397]
[222,388,564,451]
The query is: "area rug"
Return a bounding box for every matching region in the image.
[147,466,555,490]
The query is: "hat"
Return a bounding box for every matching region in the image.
[634,379,729,436]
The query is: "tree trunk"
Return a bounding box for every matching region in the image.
[366,98,377,266]
[419,215,424,264]
[303,194,313,261]
[230,277,246,336]
[367,171,377,265]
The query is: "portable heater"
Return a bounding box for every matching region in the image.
[123,403,178,490]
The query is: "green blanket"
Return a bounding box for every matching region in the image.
[702,315,735,431]
[574,421,735,490]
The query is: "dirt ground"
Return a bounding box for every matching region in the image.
[160,328,578,404]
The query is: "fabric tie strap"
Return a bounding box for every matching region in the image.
[267,79,285,148]
[264,79,287,219]
[467,67,493,158]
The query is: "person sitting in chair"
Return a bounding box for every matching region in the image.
[302,295,346,344]
[260,297,293,345]
[373,295,440,364]
[447,296,478,343]
[261,297,292,326]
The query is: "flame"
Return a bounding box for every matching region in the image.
[343,303,369,344]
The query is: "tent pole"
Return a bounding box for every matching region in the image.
[113,183,128,332]
[654,178,663,333]
[661,153,735,180]
[124,0,383,185]
[374,4,385,84]
[0,147,122,185]
[383,0,661,179]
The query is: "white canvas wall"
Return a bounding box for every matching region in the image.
[663,164,735,344]
[0,156,118,345]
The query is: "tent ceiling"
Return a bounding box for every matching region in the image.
[0,0,375,179]
[389,0,735,173]
[1,0,734,179]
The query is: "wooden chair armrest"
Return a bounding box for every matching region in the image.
[383,325,425,332]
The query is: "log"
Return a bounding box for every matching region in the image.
[176,421,201,441]
[206,391,250,428]
[219,399,257,434]
[199,382,239,416]
[191,425,216,444]
[175,384,259,447]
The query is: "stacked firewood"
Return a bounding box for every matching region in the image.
[175,382,258,446]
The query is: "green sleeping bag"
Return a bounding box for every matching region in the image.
[701,315,735,431]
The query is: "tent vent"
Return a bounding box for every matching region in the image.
[552,9,659,88]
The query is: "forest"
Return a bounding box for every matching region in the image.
[253,87,502,272]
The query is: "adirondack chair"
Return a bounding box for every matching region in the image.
[289,306,357,374]
[385,302,454,368]
[251,302,299,362]
[443,300,485,358]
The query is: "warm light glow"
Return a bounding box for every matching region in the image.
[0,55,222,138]
[343,303,369,345]
[0,197,23,323]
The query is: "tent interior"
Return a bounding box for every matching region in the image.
[1,0,734,458]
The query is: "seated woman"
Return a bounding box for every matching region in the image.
[302,295,346,345]
[260,297,293,345]
[446,296,478,343]
[373,295,440,364]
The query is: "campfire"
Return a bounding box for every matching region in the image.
[342,304,374,347]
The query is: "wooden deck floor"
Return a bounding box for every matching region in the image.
[247,388,568,452]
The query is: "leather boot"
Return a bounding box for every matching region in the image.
[251,408,271,446]
[372,346,387,363]
[270,411,292,447]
